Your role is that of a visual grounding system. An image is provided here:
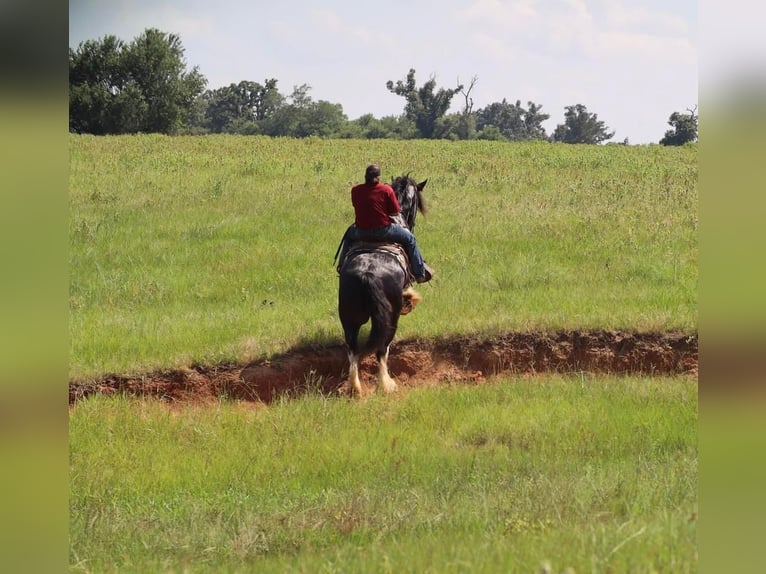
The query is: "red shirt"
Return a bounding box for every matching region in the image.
[351,182,401,229]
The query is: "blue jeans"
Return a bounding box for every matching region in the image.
[339,224,426,278]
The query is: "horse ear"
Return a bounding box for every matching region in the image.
[417,179,428,191]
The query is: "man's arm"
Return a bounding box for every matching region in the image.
[389,213,406,227]
[386,186,402,217]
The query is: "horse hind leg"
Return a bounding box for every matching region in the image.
[348,351,363,396]
[377,345,398,393]
[343,323,365,396]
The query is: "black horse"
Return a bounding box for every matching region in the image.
[338,175,429,395]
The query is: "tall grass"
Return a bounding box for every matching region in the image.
[69,135,697,379]
[70,375,697,573]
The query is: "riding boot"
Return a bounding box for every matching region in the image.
[416,262,434,283]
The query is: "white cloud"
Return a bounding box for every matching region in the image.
[111,2,214,40]
[310,8,351,34]
[600,0,690,37]
[267,18,297,40]
[591,31,695,65]
[468,32,518,65]
[460,0,696,71]
[458,0,538,28]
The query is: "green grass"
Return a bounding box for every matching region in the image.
[69,375,697,573]
[69,135,697,380]
[69,136,698,572]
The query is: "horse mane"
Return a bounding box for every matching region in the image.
[391,174,427,232]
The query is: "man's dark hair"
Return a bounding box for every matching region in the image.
[365,164,381,184]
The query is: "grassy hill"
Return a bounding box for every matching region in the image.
[69,135,697,379]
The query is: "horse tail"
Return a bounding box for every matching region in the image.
[360,274,394,357]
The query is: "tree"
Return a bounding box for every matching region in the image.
[251,79,283,121]
[69,28,207,134]
[659,106,698,145]
[377,115,418,140]
[524,101,550,140]
[477,99,523,139]
[262,85,347,137]
[455,76,478,139]
[201,84,246,133]
[386,69,463,138]
[475,125,506,141]
[262,85,303,136]
[298,100,347,137]
[475,99,549,141]
[347,114,391,139]
[200,79,283,133]
[434,113,467,140]
[433,76,479,140]
[552,104,614,144]
[69,35,131,134]
[122,28,207,133]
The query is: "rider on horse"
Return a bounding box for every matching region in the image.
[336,164,433,283]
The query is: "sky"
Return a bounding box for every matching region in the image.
[68,0,704,144]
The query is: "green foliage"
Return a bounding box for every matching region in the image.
[475,99,550,141]
[68,35,129,134]
[660,107,698,146]
[552,104,615,144]
[193,81,357,138]
[476,125,507,141]
[69,28,207,135]
[377,114,418,139]
[346,114,389,139]
[434,111,478,140]
[342,114,418,140]
[200,79,283,134]
[70,376,698,572]
[259,84,349,138]
[386,68,463,138]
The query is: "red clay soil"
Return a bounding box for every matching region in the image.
[69,330,697,406]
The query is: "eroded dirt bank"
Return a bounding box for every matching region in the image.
[69,330,697,406]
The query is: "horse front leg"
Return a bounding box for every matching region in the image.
[377,345,398,393]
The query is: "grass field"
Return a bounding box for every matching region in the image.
[69,135,697,572]
[70,376,697,573]
[69,135,697,380]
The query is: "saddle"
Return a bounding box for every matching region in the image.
[336,241,421,315]
[341,241,413,282]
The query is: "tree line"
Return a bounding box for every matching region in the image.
[69,28,698,145]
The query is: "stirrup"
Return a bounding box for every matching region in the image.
[415,263,433,283]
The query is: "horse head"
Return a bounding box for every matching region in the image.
[391,175,428,232]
